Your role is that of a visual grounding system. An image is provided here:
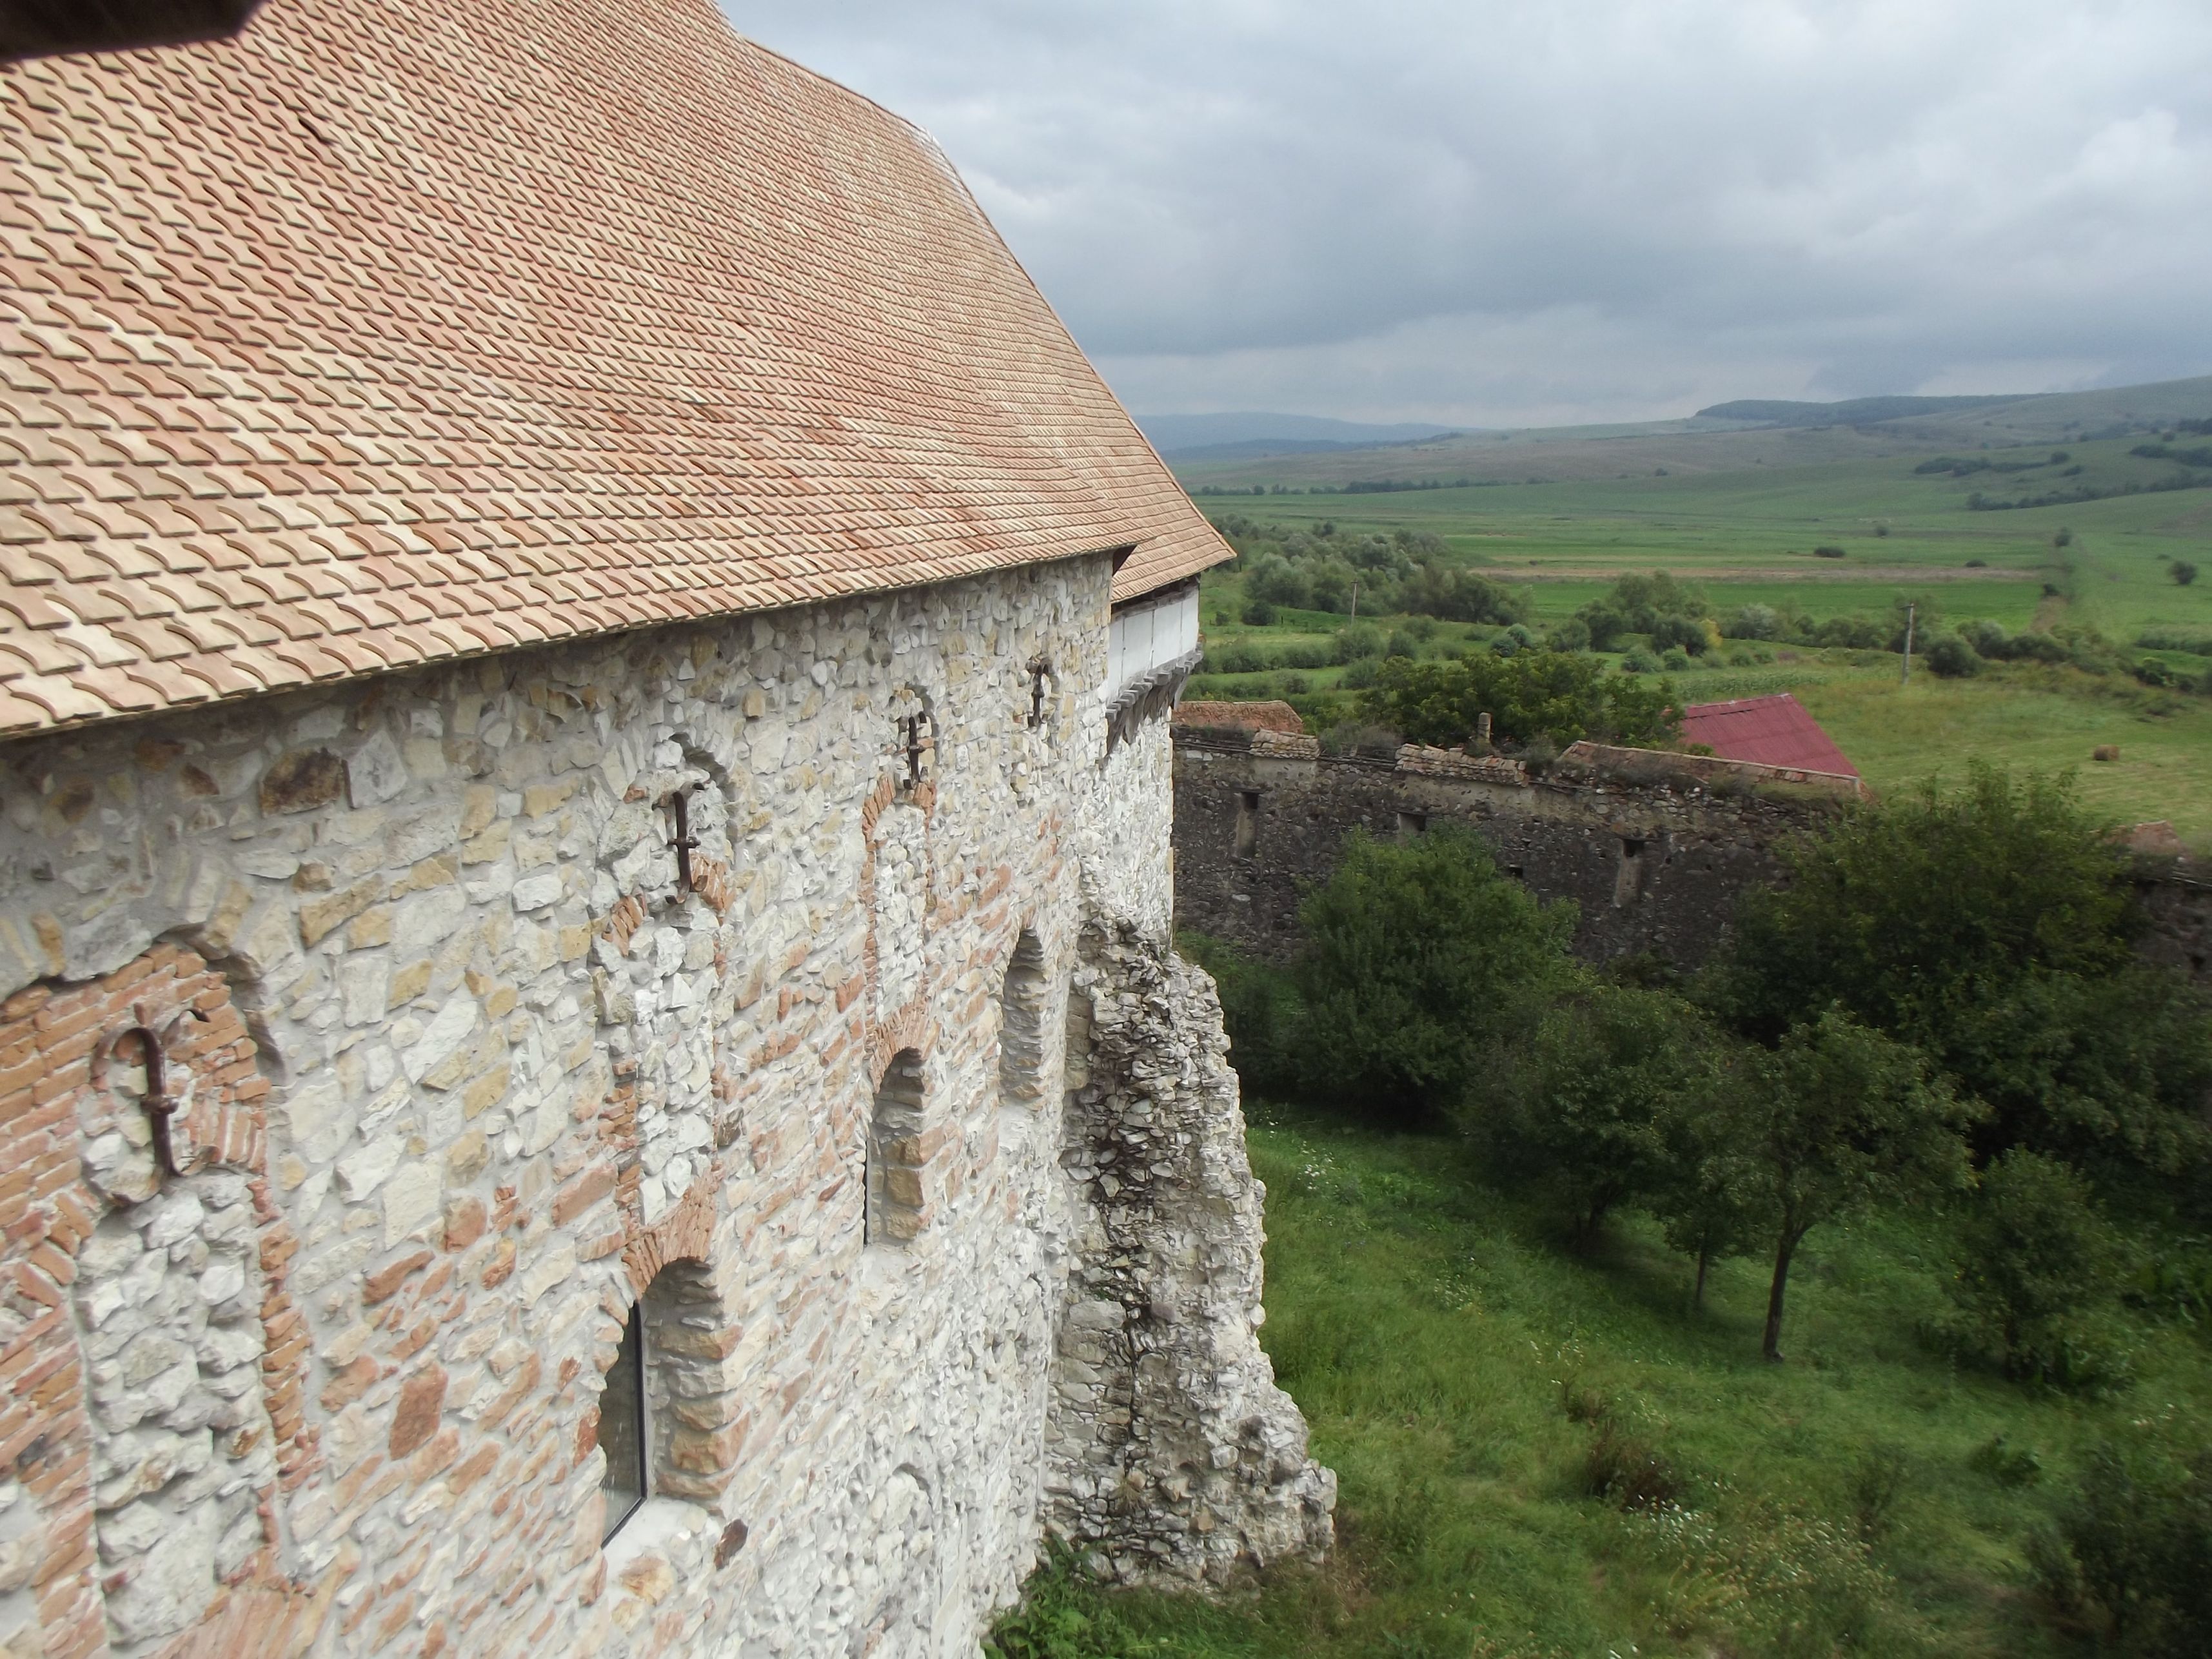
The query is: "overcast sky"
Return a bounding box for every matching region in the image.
[727,1,2212,427]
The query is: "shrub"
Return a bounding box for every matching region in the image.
[1852,1444,1912,1542]
[1968,1433,2043,1487]
[1728,602,1781,640]
[1488,983,1723,1239]
[2174,560,2199,586]
[1650,614,1710,656]
[1964,556,1988,567]
[1583,1422,1683,1511]
[1813,545,1847,558]
[1713,765,2212,1183]
[1922,635,1980,678]
[1241,600,1276,627]
[1332,622,1385,663]
[1548,617,1593,652]
[1177,933,1304,1103]
[1383,630,1418,659]
[1659,646,1692,671]
[1946,1150,2129,1389]
[1361,652,1679,749]
[1318,720,1401,759]
[2051,1440,2212,1653]
[1280,642,1332,671]
[1339,658,1380,690]
[1293,827,1575,1123]
[1621,647,1662,674]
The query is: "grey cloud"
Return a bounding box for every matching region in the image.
[727,0,2212,422]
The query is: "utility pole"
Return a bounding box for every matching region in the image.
[1901,602,1915,685]
[1349,580,1359,622]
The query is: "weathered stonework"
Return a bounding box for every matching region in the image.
[0,555,1329,1657]
[1174,723,2212,985]
[1049,919,1334,1584]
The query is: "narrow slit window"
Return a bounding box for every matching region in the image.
[1234,790,1259,859]
[1396,810,1427,838]
[600,1304,647,1542]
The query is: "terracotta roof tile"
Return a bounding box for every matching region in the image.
[0,0,1226,736]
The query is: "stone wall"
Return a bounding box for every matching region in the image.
[1172,727,1833,968]
[0,555,1328,1658]
[1172,726,2212,987]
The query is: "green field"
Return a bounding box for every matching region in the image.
[992,1110,2211,1659]
[1170,395,2212,845]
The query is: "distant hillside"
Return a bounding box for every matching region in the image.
[1137,411,1463,456]
[1165,375,2212,491]
[1699,395,2029,427]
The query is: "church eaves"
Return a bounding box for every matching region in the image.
[0,0,1227,736]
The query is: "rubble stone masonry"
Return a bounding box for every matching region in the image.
[0,553,1329,1658]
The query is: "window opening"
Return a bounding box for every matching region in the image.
[601,1303,648,1542]
[867,1050,927,1245]
[1396,810,1427,838]
[1234,791,1260,859]
[999,932,1049,1110]
[1027,660,1052,730]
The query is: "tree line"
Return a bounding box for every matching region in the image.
[1186,767,2212,1647]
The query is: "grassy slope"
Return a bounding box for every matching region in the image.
[996,1110,2210,1658]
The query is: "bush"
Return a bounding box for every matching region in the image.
[1178,933,1304,1103]
[2051,1440,2212,1653]
[1488,983,1724,1239]
[1583,1422,1683,1511]
[1241,600,1276,627]
[1332,622,1385,663]
[1728,602,1781,640]
[1383,630,1418,659]
[2174,560,2199,586]
[1621,647,1661,674]
[1294,827,1575,1123]
[1339,658,1379,690]
[1361,652,1680,750]
[1318,720,1401,759]
[1659,646,1692,671]
[1813,545,1847,558]
[1945,1150,2129,1389]
[1650,614,1710,656]
[1713,765,2212,1183]
[1279,642,1332,671]
[1922,635,1980,678]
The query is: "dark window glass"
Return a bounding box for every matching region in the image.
[600,1307,646,1540]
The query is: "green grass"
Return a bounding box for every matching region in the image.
[1179,428,2212,846]
[992,1110,2212,1658]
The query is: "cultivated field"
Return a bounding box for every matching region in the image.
[1170,383,2212,843]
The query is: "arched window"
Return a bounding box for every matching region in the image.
[998,931,1048,1110]
[598,1258,738,1543]
[867,1050,927,1245]
[600,1301,647,1541]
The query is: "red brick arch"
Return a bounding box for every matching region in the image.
[0,944,326,1658]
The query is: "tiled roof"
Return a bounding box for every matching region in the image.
[1677,694,1859,778]
[0,0,1228,737]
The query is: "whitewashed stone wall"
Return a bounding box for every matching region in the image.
[0,551,1328,1658]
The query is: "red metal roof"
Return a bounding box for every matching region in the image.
[1678,694,1859,778]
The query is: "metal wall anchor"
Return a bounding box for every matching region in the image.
[106,1008,208,1182]
[667,789,699,896]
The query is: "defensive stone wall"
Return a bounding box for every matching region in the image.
[1172,725,2212,984]
[1172,726,1834,968]
[0,555,1328,1659]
